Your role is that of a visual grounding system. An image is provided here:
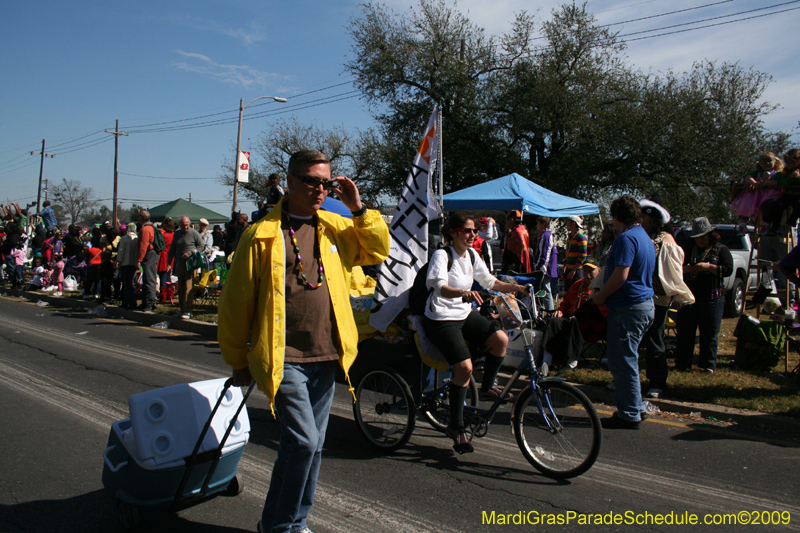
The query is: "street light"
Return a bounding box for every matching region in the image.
[232,95,288,214]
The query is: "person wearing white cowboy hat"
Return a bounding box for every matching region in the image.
[638,196,695,400]
[675,216,733,376]
[563,215,587,292]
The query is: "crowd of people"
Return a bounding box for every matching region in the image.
[482,149,800,424]
[0,198,267,319]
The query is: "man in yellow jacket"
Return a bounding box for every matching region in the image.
[219,149,389,533]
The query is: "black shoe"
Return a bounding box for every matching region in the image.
[445,426,474,454]
[601,412,642,430]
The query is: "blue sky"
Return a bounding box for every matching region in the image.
[2,0,798,220]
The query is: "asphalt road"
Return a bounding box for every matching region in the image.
[1,294,799,533]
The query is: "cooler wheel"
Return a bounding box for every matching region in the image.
[225,475,244,496]
[118,501,140,531]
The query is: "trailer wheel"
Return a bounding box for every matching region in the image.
[225,475,244,496]
[118,501,140,531]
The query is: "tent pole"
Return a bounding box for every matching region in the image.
[598,215,604,230]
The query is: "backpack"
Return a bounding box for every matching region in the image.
[148,224,166,253]
[409,246,476,316]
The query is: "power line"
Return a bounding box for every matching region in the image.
[119,172,218,180]
[606,0,734,26]
[0,87,361,166]
[50,137,113,155]
[499,1,799,59]
[616,0,800,39]
[50,135,116,155]
[120,80,356,130]
[0,159,40,175]
[0,152,33,172]
[1,80,358,166]
[494,0,797,56]
[0,142,42,155]
[46,129,108,150]
[1,195,37,204]
[621,5,800,42]
[125,90,361,134]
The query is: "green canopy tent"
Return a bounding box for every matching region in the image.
[146,199,229,225]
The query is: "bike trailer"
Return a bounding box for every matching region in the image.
[102,378,256,530]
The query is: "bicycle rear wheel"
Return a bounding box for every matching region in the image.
[353,367,415,452]
[513,381,601,479]
[422,375,478,432]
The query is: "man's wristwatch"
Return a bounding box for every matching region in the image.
[350,205,367,217]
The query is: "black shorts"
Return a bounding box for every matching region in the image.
[422,311,502,366]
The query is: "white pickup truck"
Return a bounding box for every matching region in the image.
[674,224,759,318]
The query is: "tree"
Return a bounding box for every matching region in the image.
[83,202,143,227]
[82,204,114,228]
[51,179,96,225]
[218,117,381,203]
[491,2,634,193]
[347,0,789,221]
[346,0,527,197]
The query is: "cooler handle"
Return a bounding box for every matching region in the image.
[103,445,128,473]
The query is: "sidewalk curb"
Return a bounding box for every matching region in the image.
[5,288,799,434]
[573,384,800,434]
[2,288,218,339]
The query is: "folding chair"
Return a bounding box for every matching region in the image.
[194,269,219,306]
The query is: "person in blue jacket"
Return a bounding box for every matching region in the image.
[35,200,58,231]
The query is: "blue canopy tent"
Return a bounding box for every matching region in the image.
[320,196,352,218]
[442,173,600,218]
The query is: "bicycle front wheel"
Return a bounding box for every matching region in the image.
[353,367,416,452]
[513,381,601,479]
[422,375,478,432]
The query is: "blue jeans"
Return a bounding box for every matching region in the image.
[262,361,337,533]
[541,275,555,312]
[7,258,22,288]
[606,299,655,422]
[549,276,559,303]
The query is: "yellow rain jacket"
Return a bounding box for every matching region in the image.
[218,197,390,412]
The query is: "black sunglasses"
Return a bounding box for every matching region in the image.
[293,174,338,190]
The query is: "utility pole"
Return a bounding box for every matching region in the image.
[43,178,49,203]
[105,120,129,229]
[30,139,54,213]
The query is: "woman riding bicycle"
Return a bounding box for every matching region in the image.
[422,212,529,454]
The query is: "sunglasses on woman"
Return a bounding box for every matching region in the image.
[454,227,479,235]
[294,174,339,190]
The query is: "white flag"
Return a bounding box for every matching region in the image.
[369,107,440,332]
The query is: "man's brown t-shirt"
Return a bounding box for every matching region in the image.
[282,214,339,363]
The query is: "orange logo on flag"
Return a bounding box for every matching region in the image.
[418,126,436,164]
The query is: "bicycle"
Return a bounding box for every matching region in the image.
[353,285,602,479]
